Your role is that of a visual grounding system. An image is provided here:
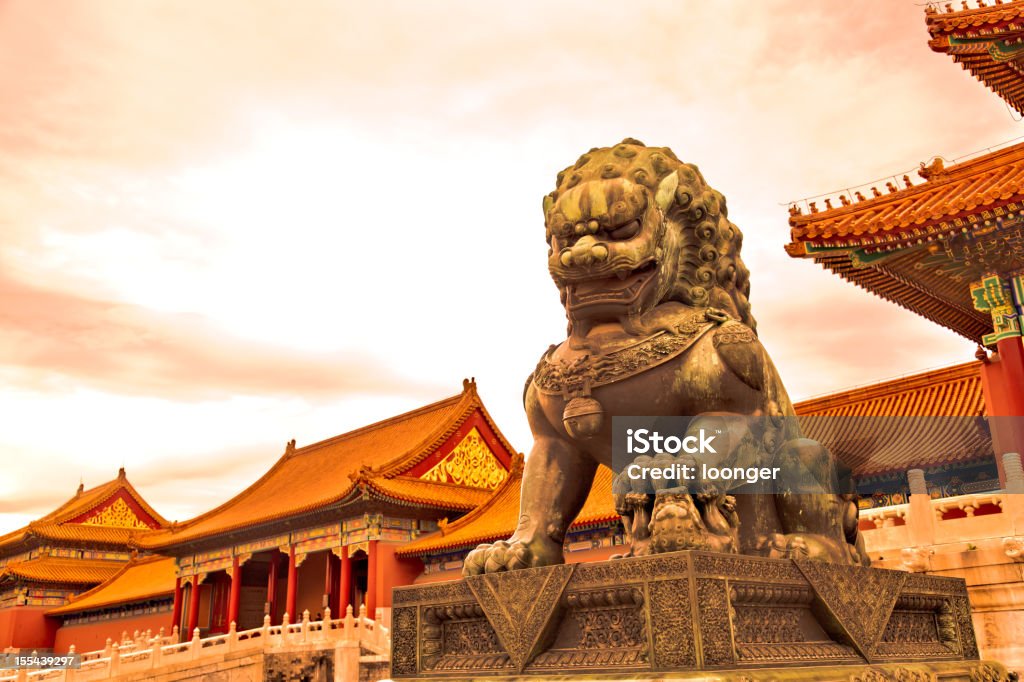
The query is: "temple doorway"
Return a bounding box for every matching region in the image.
[350,551,368,611]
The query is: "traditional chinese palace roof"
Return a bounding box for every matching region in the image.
[48,556,175,617]
[136,381,518,552]
[926,0,1024,115]
[786,141,1024,343]
[793,361,991,476]
[396,465,618,558]
[0,557,123,588]
[0,470,167,556]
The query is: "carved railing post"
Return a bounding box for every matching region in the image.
[190,627,201,659]
[281,612,290,645]
[301,609,310,642]
[151,634,163,668]
[171,625,179,644]
[109,645,120,678]
[320,606,331,642]
[344,604,355,641]
[228,621,238,652]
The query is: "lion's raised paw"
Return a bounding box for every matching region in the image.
[462,540,531,576]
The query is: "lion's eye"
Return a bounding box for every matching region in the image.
[608,219,641,241]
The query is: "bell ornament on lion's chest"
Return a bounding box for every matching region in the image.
[561,396,604,440]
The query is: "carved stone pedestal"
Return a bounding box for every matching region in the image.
[391,551,1014,681]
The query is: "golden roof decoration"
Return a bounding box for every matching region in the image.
[419,427,508,489]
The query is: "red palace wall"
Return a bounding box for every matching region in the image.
[0,606,60,651]
[375,542,423,612]
[53,612,173,654]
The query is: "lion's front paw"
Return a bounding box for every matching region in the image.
[462,539,539,576]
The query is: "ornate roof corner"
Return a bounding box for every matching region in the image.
[925,0,1024,114]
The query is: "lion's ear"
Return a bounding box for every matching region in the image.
[654,170,679,212]
[542,192,555,216]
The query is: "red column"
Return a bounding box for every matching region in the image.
[227,556,241,626]
[981,339,1024,487]
[285,546,297,620]
[187,577,202,635]
[339,547,351,614]
[366,540,378,619]
[170,577,183,636]
[996,337,1024,415]
[266,551,278,623]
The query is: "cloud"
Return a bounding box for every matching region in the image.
[0,272,442,400]
[0,0,1013,534]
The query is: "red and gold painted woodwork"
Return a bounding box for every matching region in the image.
[418,427,507,489]
[405,411,512,485]
[168,512,438,634]
[68,491,162,530]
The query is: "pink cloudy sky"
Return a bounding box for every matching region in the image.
[0,0,1018,533]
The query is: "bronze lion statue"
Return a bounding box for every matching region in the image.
[464,139,868,575]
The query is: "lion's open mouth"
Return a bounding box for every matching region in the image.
[566,260,658,310]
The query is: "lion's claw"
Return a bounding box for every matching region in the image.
[462,539,531,576]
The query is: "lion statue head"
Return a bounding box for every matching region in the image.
[543,138,754,333]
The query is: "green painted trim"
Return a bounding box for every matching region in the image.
[849,249,900,266]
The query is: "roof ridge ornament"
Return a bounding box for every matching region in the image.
[918,157,946,181]
[510,452,526,475]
